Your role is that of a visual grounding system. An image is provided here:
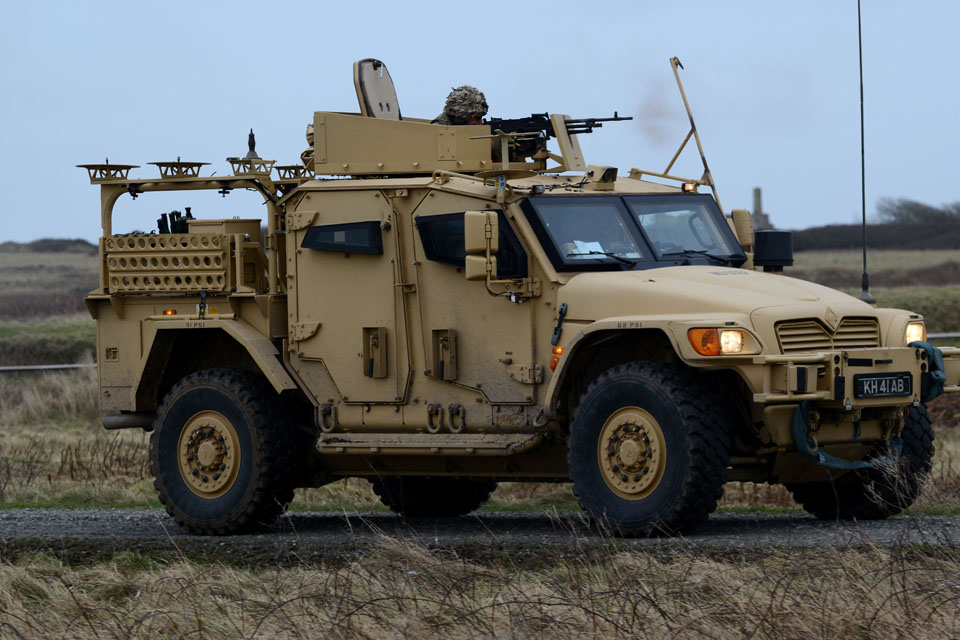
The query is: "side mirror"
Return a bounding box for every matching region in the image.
[464,211,498,281]
[753,230,793,273]
[730,209,754,252]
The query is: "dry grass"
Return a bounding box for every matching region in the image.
[0,365,100,427]
[1,543,960,638]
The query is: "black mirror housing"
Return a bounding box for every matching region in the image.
[753,230,794,273]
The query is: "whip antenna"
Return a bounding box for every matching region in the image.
[857,0,876,304]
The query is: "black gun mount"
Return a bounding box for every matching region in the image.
[482,112,632,161]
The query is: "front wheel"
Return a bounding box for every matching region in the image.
[150,369,296,534]
[568,362,732,536]
[787,404,934,520]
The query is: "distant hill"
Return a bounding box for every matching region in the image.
[0,238,98,254]
[792,223,960,251]
[792,198,960,251]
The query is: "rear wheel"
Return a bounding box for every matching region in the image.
[150,369,296,534]
[370,477,497,517]
[787,404,934,520]
[568,362,731,536]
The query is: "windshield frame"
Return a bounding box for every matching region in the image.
[523,193,747,273]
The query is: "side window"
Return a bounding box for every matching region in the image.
[301,221,383,255]
[416,211,528,278]
[416,213,465,267]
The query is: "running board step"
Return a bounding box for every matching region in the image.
[317,432,542,456]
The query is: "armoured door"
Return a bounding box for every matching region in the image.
[412,198,536,404]
[289,190,409,403]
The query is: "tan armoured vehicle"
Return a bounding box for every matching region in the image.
[81,58,960,535]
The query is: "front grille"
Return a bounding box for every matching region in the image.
[776,317,880,353]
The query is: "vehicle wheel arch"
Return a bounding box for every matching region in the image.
[548,327,679,423]
[134,327,297,412]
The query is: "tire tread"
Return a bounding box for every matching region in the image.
[569,362,732,536]
[150,368,296,535]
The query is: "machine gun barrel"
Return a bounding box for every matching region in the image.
[483,112,632,140]
[563,112,633,135]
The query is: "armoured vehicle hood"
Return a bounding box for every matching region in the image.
[559,266,873,324]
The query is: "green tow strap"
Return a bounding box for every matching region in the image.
[909,340,946,402]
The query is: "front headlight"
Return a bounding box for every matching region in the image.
[905,321,927,344]
[688,328,745,355]
[720,330,744,353]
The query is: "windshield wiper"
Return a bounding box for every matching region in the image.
[566,251,638,267]
[660,249,733,265]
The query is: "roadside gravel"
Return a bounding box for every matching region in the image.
[1,510,958,565]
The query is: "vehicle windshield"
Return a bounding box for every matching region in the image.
[523,194,746,272]
[623,196,742,260]
[527,197,647,267]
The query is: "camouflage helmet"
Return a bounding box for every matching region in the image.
[444,85,488,119]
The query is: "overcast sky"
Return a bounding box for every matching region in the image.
[1,1,957,241]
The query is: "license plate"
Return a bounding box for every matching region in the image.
[853,372,913,399]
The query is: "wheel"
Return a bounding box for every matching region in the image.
[370,477,497,517]
[787,404,934,520]
[568,362,731,536]
[150,369,296,534]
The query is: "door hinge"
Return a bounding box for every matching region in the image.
[506,363,543,384]
[287,211,319,231]
[290,321,321,342]
[499,277,541,299]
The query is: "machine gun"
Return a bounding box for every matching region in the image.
[482,112,632,161]
[485,112,632,138]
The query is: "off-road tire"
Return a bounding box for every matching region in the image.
[568,362,732,536]
[150,369,296,534]
[787,404,934,520]
[370,477,498,517]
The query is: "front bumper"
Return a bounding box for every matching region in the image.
[751,345,959,406]
[736,344,959,457]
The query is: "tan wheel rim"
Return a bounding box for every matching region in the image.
[597,406,667,500]
[178,410,241,499]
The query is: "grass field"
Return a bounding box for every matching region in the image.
[792,249,960,271]
[0,314,95,365]
[844,286,960,334]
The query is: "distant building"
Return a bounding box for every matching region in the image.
[752,187,773,230]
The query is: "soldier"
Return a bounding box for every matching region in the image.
[301,123,315,166]
[432,85,488,125]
